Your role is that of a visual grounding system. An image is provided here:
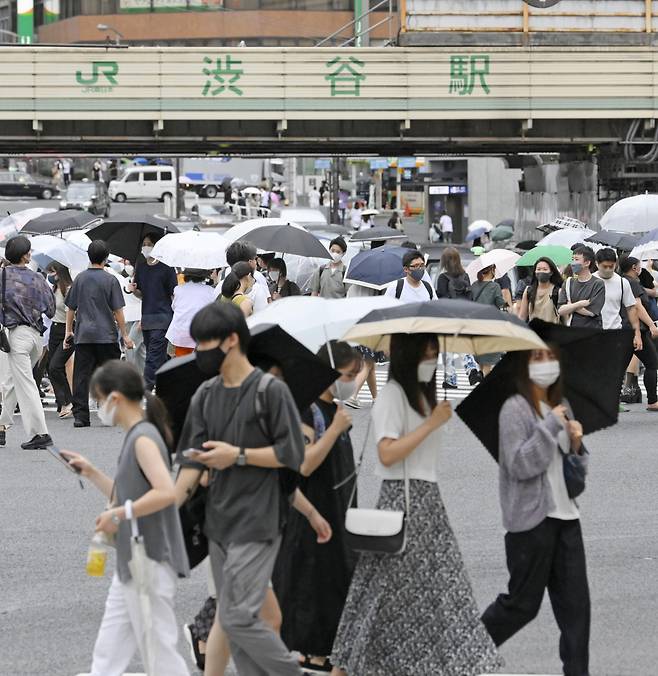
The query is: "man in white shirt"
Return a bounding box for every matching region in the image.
[594,248,641,336]
[308,187,321,210]
[225,241,271,313]
[350,201,363,231]
[385,250,435,302]
[439,212,453,244]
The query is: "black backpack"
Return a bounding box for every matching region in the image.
[447,274,472,300]
[395,278,434,299]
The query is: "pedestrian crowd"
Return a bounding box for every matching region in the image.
[2,220,653,676]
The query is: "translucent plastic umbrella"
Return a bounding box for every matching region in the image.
[150,230,228,269]
[600,194,658,233]
[0,207,56,238]
[538,227,596,249]
[29,234,89,272]
[465,249,520,284]
[467,219,493,232]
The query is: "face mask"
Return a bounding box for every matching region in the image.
[97,394,117,427]
[196,345,227,376]
[269,270,280,283]
[528,360,560,388]
[598,268,614,280]
[331,252,344,263]
[417,359,437,383]
[571,262,583,274]
[409,268,425,282]
[536,272,551,284]
[141,246,153,258]
[124,264,134,277]
[47,274,58,285]
[108,261,123,273]
[331,378,357,402]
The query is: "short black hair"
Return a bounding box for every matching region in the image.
[316,340,361,370]
[329,237,347,253]
[183,268,209,283]
[572,245,596,264]
[189,301,250,353]
[268,257,287,277]
[595,247,617,264]
[5,235,31,264]
[402,250,424,268]
[399,240,418,250]
[226,241,257,266]
[142,231,163,245]
[88,239,109,265]
[619,256,640,274]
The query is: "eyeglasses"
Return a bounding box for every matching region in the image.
[407,263,426,271]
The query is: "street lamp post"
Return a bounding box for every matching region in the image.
[96,23,124,46]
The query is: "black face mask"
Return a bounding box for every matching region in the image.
[536,272,551,284]
[195,345,227,376]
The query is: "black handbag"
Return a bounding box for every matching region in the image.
[179,481,208,569]
[0,267,10,354]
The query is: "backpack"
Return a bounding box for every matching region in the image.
[395,278,433,300]
[446,274,472,300]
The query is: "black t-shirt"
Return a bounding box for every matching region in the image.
[623,275,651,331]
[134,261,177,330]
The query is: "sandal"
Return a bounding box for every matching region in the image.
[299,656,332,673]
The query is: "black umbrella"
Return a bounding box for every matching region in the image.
[455,320,633,462]
[349,226,406,242]
[155,323,339,447]
[236,224,331,259]
[516,239,539,251]
[86,215,179,262]
[22,209,101,235]
[584,230,639,251]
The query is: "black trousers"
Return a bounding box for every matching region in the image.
[634,331,658,405]
[72,342,121,424]
[482,517,590,676]
[47,323,74,409]
[142,328,168,389]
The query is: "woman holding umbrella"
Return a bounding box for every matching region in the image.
[481,347,590,676]
[516,257,563,324]
[219,262,254,317]
[331,333,501,676]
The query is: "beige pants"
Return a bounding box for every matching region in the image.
[0,326,48,438]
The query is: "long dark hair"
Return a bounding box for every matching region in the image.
[221,261,251,299]
[526,257,563,313]
[90,360,174,451]
[389,333,438,416]
[514,348,563,416]
[440,247,464,276]
[47,261,73,297]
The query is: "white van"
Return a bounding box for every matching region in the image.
[108,166,176,203]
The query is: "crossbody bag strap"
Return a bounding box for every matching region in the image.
[1,266,6,325]
[336,416,371,506]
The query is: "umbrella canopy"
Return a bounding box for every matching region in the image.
[465,226,488,242]
[0,207,56,241]
[242,186,261,195]
[537,216,588,234]
[516,245,573,267]
[538,227,596,249]
[361,208,379,217]
[344,245,408,290]
[22,209,100,235]
[599,194,658,233]
[224,217,305,246]
[468,219,493,232]
[455,319,633,461]
[349,226,406,242]
[155,324,339,446]
[248,295,402,353]
[150,230,227,269]
[465,249,521,284]
[29,234,89,272]
[516,239,539,251]
[86,215,179,262]
[630,245,658,261]
[490,224,514,242]
[236,224,331,259]
[341,299,547,354]
[584,230,639,251]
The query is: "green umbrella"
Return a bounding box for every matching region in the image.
[491,224,514,242]
[515,244,573,267]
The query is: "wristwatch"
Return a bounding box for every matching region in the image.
[111,513,121,526]
[236,446,247,466]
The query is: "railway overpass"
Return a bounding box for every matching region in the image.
[0,44,656,159]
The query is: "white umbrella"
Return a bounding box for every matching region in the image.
[600,194,658,233]
[0,207,57,243]
[361,208,379,217]
[29,234,89,272]
[125,500,157,675]
[223,217,306,246]
[247,296,402,353]
[630,245,658,261]
[465,249,521,284]
[468,219,493,233]
[242,186,262,195]
[150,230,227,269]
[106,267,142,322]
[538,227,596,249]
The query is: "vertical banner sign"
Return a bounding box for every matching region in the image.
[44,0,61,24]
[17,0,34,44]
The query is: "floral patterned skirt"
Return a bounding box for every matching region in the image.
[331,479,503,676]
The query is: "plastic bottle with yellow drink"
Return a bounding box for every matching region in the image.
[86,532,111,577]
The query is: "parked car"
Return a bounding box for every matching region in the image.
[0,171,57,200]
[108,166,176,203]
[191,203,233,227]
[59,180,111,217]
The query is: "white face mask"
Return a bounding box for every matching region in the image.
[124,264,134,277]
[331,251,344,263]
[417,359,437,383]
[97,393,118,427]
[109,261,123,273]
[141,246,153,258]
[331,378,357,402]
[269,270,280,283]
[528,360,560,388]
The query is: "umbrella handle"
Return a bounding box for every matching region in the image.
[442,334,447,401]
[124,499,140,540]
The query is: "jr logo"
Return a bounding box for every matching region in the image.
[75,61,119,87]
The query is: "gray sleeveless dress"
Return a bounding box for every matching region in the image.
[114,420,189,583]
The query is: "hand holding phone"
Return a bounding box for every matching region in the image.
[181,448,202,459]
